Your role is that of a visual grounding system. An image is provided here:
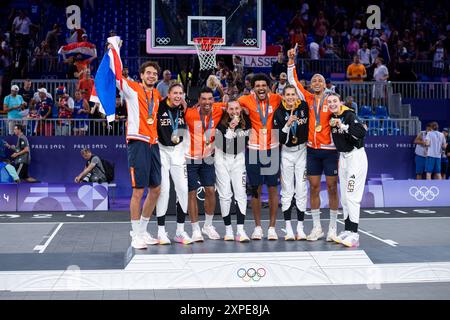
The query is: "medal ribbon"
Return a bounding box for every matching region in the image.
[286,108,298,137]
[257,99,269,128]
[313,95,326,127]
[167,107,180,135]
[142,86,155,119]
[199,108,213,144]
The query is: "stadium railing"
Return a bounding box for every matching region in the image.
[12,79,79,98]
[362,118,421,136]
[12,79,448,103]
[297,59,449,78]
[26,56,176,77]
[0,118,126,137]
[0,118,421,137]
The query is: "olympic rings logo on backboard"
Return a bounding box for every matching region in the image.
[242,38,258,46]
[409,186,439,201]
[156,37,171,45]
[237,267,266,282]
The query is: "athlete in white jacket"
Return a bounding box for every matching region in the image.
[215,101,252,242]
[327,93,368,248]
[155,83,193,245]
[273,85,309,241]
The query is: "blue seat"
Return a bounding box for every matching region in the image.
[359,105,373,119]
[375,106,388,119]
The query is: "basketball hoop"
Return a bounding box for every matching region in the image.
[193,37,224,70]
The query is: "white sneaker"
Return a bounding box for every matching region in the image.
[306,227,324,241]
[326,227,337,242]
[251,226,263,240]
[131,233,147,250]
[235,229,250,243]
[158,232,171,245]
[130,231,158,245]
[342,232,360,248]
[283,225,295,241]
[296,228,307,241]
[334,231,352,244]
[202,225,221,240]
[267,227,278,241]
[192,230,204,242]
[224,228,234,241]
[174,231,193,245]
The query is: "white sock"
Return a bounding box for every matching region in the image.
[285,220,292,230]
[297,221,304,231]
[192,222,200,232]
[225,225,233,234]
[131,220,140,235]
[268,226,276,232]
[204,214,214,227]
[176,223,185,234]
[139,216,150,234]
[311,209,321,229]
[237,224,244,233]
[158,225,166,235]
[329,210,338,229]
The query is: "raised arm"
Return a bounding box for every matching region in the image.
[287,45,309,101]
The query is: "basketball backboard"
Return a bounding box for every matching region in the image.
[147,0,265,55]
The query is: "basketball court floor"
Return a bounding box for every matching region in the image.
[1,207,450,300]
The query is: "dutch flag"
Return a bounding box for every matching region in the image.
[90,36,123,123]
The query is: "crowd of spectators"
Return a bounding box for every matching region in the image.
[1,1,449,135]
[278,0,449,79]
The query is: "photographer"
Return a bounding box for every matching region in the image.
[74,148,107,183]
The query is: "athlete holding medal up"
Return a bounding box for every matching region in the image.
[273,84,309,241]
[288,45,340,242]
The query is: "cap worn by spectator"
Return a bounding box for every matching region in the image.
[443,128,449,133]
[326,79,331,84]
[82,34,88,39]
[279,72,287,79]
[11,85,20,92]
[38,88,48,94]
[56,86,66,95]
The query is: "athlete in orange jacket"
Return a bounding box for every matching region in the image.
[287,44,339,242]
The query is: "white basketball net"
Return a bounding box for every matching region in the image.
[193,37,224,70]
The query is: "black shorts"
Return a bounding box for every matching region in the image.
[307,147,338,177]
[186,157,216,192]
[127,140,161,188]
[245,148,280,187]
[15,163,29,180]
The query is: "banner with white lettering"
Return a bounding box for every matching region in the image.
[243,45,283,68]
[0,184,17,212]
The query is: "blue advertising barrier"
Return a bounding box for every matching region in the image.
[1,136,419,198]
[0,183,108,212]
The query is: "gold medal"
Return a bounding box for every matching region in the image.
[261,127,268,135]
[315,124,322,132]
[330,118,336,127]
[171,135,180,144]
[147,116,154,125]
[292,136,298,144]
